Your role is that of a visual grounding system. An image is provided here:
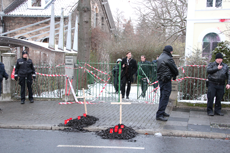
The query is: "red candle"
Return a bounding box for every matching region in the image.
[110,128,113,133]
[115,125,118,129]
[118,129,122,134]
[69,118,72,120]
[83,113,87,117]
[64,120,68,125]
[78,116,81,120]
[114,128,118,132]
[120,125,124,128]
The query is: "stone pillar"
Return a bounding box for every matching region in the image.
[169,54,180,106]
[2,53,16,101]
[64,52,78,101]
[0,46,10,62]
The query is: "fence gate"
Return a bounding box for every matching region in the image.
[76,61,159,104]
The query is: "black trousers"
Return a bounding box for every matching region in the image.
[156,80,172,118]
[121,76,131,97]
[19,74,33,101]
[207,82,224,113]
[0,79,2,96]
[141,78,148,97]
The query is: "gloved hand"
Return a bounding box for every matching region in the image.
[173,76,176,80]
[14,76,18,81]
[32,74,36,81]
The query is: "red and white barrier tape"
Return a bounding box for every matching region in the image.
[86,63,109,75]
[35,72,67,77]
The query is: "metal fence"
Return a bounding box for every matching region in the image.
[14,64,65,99]
[76,61,159,103]
[177,65,230,104]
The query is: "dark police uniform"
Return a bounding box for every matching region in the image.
[206,53,230,116]
[15,51,36,104]
[138,60,151,97]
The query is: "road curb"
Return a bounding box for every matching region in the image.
[0,124,229,139]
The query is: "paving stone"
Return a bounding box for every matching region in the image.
[188,124,211,132]
[188,118,210,125]
[211,128,230,134]
[163,125,187,131]
[165,121,188,126]
[170,111,190,118]
[168,117,189,122]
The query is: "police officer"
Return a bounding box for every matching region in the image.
[138,55,151,97]
[112,58,122,93]
[207,53,230,116]
[156,45,178,121]
[0,62,8,110]
[121,52,137,99]
[15,50,36,104]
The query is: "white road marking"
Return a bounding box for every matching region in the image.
[57,145,145,150]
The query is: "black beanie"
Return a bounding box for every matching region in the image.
[215,53,223,59]
[22,50,28,56]
[163,45,173,53]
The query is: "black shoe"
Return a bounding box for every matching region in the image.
[126,96,129,99]
[21,100,25,104]
[163,112,170,117]
[30,99,34,103]
[122,95,124,99]
[214,112,224,116]
[156,116,168,121]
[207,112,214,116]
[0,108,2,111]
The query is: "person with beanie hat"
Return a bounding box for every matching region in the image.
[156,45,178,121]
[207,52,230,116]
[15,50,36,104]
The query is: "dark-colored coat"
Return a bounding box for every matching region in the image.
[207,61,230,84]
[138,60,151,78]
[15,58,35,77]
[157,51,178,82]
[112,64,120,77]
[0,62,8,81]
[121,57,137,82]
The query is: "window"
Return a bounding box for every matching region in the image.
[28,0,52,9]
[207,0,222,8]
[202,33,220,57]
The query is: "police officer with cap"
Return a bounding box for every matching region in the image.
[15,50,36,104]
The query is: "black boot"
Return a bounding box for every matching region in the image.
[21,100,25,104]
[30,99,34,103]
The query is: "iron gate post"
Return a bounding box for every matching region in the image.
[2,52,15,101]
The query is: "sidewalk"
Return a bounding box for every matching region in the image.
[0,100,230,139]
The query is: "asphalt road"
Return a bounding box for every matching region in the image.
[0,129,229,153]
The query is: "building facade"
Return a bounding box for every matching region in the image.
[185,0,230,58]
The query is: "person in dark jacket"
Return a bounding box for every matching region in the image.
[138,55,151,97]
[15,50,36,104]
[112,58,122,93]
[0,62,8,110]
[206,53,230,116]
[121,52,137,99]
[156,45,178,121]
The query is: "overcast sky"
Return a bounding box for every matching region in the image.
[108,0,138,24]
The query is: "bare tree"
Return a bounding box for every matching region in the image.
[135,0,187,43]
